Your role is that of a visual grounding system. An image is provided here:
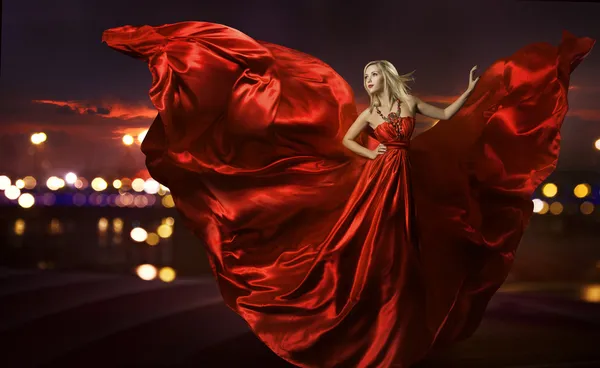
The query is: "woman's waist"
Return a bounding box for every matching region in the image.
[382,140,410,150]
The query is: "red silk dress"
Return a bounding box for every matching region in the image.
[102,22,595,367]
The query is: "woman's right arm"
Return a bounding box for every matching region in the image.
[342,109,376,160]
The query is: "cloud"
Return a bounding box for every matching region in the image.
[32,99,157,120]
[568,109,600,122]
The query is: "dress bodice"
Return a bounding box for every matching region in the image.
[368,116,415,144]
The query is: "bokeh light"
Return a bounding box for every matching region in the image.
[157,224,173,238]
[30,132,47,145]
[542,183,558,198]
[136,264,157,281]
[14,219,25,235]
[122,134,134,146]
[65,172,78,185]
[549,202,563,215]
[46,176,65,191]
[580,201,595,215]
[581,284,600,303]
[162,194,175,208]
[158,267,176,282]
[144,178,160,194]
[18,193,35,208]
[15,179,25,189]
[91,177,108,191]
[23,176,37,189]
[73,193,87,206]
[146,233,160,246]
[4,185,21,200]
[137,129,148,144]
[573,183,591,198]
[0,175,11,190]
[130,227,148,242]
[98,218,109,232]
[113,218,124,234]
[131,178,145,192]
[532,199,544,213]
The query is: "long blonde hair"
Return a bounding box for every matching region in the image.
[363,60,415,112]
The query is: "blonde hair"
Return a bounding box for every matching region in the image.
[363,60,415,112]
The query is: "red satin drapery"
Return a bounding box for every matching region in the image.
[102,22,595,367]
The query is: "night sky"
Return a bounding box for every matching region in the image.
[1,0,599,177]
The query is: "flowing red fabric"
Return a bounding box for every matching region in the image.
[102,22,595,367]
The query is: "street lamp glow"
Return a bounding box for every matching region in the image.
[595,138,600,150]
[122,134,134,146]
[23,176,37,189]
[131,178,145,192]
[91,177,108,191]
[574,183,591,198]
[65,172,78,185]
[532,199,544,213]
[144,178,160,194]
[158,267,176,282]
[130,227,148,242]
[137,129,148,144]
[0,175,11,190]
[46,176,65,191]
[4,185,21,200]
[30,132,47,145]
[542,183,558,198]
[18,193,35,208]
[136,264,157,281]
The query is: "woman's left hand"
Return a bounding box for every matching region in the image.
[468,65,480,92]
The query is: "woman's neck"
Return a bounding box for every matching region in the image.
[377,92,395,108]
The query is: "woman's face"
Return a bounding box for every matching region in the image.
[364,64,384,94]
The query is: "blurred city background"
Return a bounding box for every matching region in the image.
[1,0,600,366]
[2,130,600,296]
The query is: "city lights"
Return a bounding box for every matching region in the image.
[18,193,35,208]
[91,177,108,191]
[65,172,78,185]
[157,224,173,238]
[4,185,21,200]
[136,264,157,281]
[158,267,176,282]
[137,129,148,144]
[146,233,160,246]
[46,176,65,191]
[144,178,160,194]
[122,134,135,146]
[0,175,10,190]
[573,183,591,198]
[131,178,145,192]
[30,132,47,145]
[542,183,558,198]
[130,227,148,242]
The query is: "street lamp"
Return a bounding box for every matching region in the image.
[122,134,134,146]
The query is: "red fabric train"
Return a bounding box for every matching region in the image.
[102,22,595,367]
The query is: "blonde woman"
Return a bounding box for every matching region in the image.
[343,60,478,160]
[103,21,595,368]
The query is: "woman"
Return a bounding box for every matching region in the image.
[102,21,594,368]
[345,60,478,160]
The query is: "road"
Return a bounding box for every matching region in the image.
[1,267,599,367]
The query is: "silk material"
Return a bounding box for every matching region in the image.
[102,22,595,367]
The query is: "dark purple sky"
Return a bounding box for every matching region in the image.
[1,0,599,177]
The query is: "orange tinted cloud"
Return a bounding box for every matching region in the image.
[32,99,156,120]
[568,109,600,122]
